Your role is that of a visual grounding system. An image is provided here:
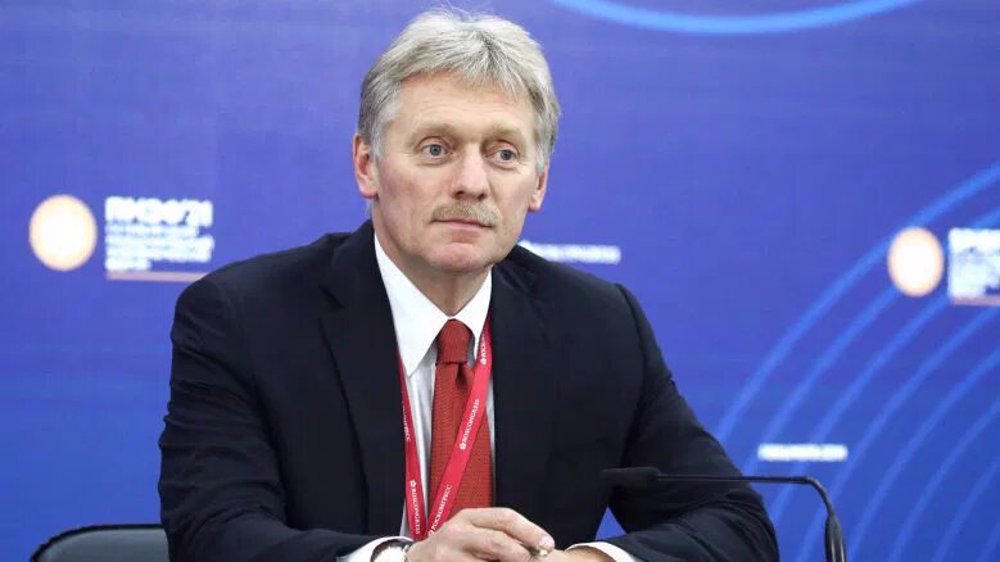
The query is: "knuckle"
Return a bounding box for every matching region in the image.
[436,526,460,541]
[497,507,518,524]
[486,533,507,554]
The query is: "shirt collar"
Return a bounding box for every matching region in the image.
[374,232,492,377]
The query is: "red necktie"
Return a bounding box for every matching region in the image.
[428,319,493,517]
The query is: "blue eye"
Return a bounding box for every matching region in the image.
[424,144,444,157]
[498,149,516,161]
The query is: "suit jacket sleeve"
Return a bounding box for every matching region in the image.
[158,277,378,562]
[604,286,779,561]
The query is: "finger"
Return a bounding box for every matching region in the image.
[459,507,556,553]
[463,528,537,562]
[406,535,480,562]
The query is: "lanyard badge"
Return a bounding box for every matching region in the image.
[399,319,493,540]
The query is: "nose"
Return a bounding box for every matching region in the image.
[451,150,489,200]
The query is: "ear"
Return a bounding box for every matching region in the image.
[527,166,549,212]
[353,134,379,200]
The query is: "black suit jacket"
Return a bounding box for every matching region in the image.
[158,221,777,562]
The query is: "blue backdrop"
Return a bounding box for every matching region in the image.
[3,1,998,560]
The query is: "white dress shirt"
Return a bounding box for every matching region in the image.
[339,235,636,562]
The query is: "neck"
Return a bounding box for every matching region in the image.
[374,228,490,316]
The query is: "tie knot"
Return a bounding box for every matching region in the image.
[436,319,471,365]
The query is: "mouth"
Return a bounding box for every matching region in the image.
[435,219,491,230]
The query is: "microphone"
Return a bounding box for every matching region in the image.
[601,467,846,562]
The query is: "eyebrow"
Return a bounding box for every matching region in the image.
[407,123,530,149]
[487,126,529,148]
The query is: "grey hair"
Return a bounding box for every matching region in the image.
[358,9,561,171]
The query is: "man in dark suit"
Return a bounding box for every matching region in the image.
[158,9,778,562]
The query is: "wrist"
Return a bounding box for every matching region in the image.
[564,546,615,562]
[371,539,413,562]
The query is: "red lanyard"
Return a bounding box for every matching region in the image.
[399,319,493,541]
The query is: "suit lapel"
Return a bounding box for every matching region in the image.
[491,262,557,523]
[319,222,404,534]
[318,225,558,530]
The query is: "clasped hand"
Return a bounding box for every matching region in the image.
[405,508,612,562]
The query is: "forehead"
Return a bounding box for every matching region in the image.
[388,74,535,140]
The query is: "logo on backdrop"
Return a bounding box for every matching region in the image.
[29,195,99,272]
[887,227,944,298]
[518,240,622,265]
[886,226,999,306]
[27,194,214,282]
[104,196,214,282]
[948,227,1000,306]
[547,0,922,34]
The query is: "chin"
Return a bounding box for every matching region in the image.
[433,257,492,274]
[429,247,497,274]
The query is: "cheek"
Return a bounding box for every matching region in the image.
[500,185,536,221]
[383,168,441,210]
[378,171,417,213]
[494,205,530,246]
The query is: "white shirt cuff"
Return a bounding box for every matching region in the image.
[337,536,410,562]
[568,541,642,562]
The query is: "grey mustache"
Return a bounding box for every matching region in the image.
[432,203,500,227]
